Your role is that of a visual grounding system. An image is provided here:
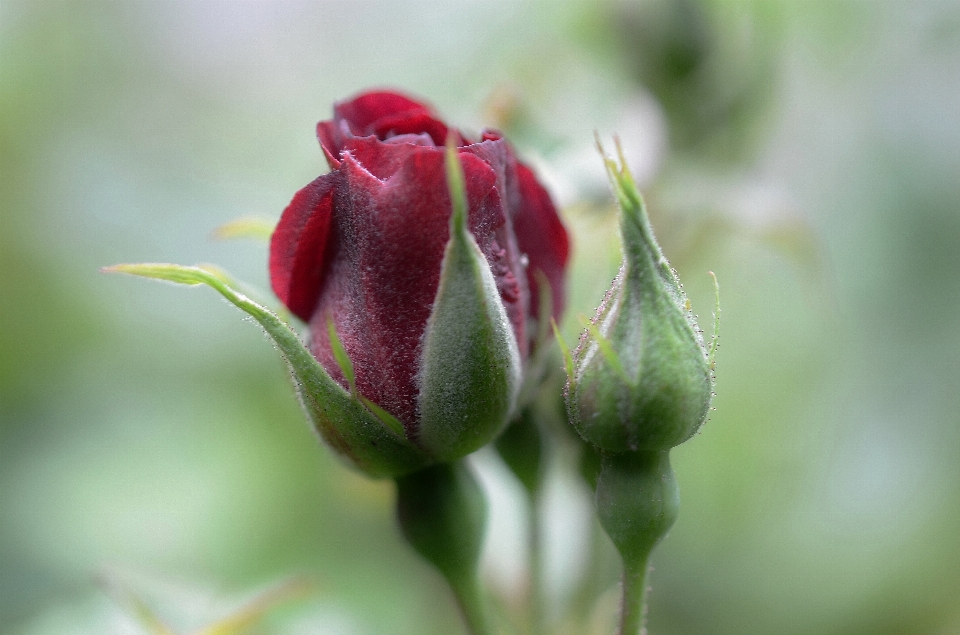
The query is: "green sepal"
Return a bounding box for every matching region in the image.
[103,263,429,478]
[567,145,713,453]
[708,270,721,372]
[326,316,408,439]
[415,145,521,461]
[552,319,575,389]
[578,314,629,384]
[326,316,357,393]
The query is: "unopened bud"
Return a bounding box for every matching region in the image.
[565,144,714,454]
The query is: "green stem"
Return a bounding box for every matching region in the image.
[492,407,548,634]
[618,557,650,635]
[451,576,491,635]
[528,489,545,635]
[395,462,491,635]
[595,451,680,635]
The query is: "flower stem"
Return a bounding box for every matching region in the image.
[528,489,546,635]
[395,462,491,635]
[595,451,680,635]
[618,557,650,635]
[450,575,491,635]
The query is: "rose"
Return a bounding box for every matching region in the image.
[269,90,569,464]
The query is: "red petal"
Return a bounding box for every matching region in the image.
[316,121,342,168]
[513,162,570,321]
[336,135,432,180]
[269,173,338,321]
[461,138,532,349]
[371,111,470,147]
[334,91,434,135]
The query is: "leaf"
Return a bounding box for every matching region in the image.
[211,217,276,242]
[192,578,312,635]
[98,573,177,635]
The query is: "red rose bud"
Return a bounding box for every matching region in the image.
[565,143,716,454]
[270,90,570,467]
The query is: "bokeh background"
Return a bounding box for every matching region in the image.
[3,1,960,634]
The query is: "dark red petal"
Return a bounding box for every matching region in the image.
[460,138,531,348]
[372,112,453,147]
[269,173,338,321]
[334,91,434,134]
[316,121,342,168]
[513,162,570,321]
[307,148,516,433]
[337,135,432,181]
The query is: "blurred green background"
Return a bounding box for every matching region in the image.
[3,1,960,634]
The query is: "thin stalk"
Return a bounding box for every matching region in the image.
[451,576,491,635]
[528,489,545,635]
[395,462,491,635]
[596,451,679,635]
[618,557,650,635]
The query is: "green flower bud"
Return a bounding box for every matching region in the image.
[565,144,715,454]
